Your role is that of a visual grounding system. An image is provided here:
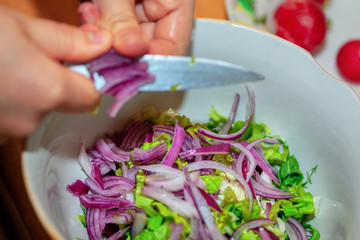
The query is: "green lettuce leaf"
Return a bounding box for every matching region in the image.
[200,175,223,193]
[276,156,316,222]
[209,106,227,124]
[134,224,170,240]
[278,155,304,189]
[304,223,321,240]
[239,230,261,240]
[215,187,262,236]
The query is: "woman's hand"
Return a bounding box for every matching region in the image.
[0,7,112,138]
[78,0,195,57]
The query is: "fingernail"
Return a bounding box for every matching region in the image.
[87,30,109,44]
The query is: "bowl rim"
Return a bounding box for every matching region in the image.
[21,18,360,240]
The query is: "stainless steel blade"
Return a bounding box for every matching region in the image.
[69,55,264,91]
[138,55,264,91]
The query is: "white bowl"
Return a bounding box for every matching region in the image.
[23,19,360,240]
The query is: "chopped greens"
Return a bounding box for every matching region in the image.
[67,90,320,239]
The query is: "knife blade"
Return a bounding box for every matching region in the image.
[69,54,264,91]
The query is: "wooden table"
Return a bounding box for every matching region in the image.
[0,0,228,239]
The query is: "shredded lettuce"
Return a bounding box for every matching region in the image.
[215,186,262,236]
[278,155,304,189]
[134,171,190,239]
[200,175,224,193]
[239,230,261,240]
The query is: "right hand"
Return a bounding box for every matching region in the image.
[0,7,112,139]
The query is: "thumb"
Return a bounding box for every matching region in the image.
[94,0,149,57]
[24,17,112,62]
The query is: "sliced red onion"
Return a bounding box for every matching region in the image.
[118,121,153,150]
[169,223,184,240]
[78,142,93,178]
[85,178,109,196]
[145,175,185,191]
[251,227,280,240]
[79,194,134,209]
[95,139,131,162]
[131,212,148,239]
[266,202,272,219]
[86,208,106,240]
[141,186,198,218]
[197,85,255,141]
[87,50,155,117]
[103,211,134,224]
[252,180,294,199]
[103,175,135,189]
[121,162,128,178]
[188,218,199,240]
[66,179,89,197]
[262,227,280,240]
[162,122,185,166]
[184,169,226,240]
[153,124,194,152]
[132,143,168,162]
[240,159,256,198]
[179,143,231,158]
[127,166,139,183]
[145,170,206,192]
[194,131,214,146]
[138,164,183,176]
[87,49,134,72]
[97,61,148,93]
[91,157,113,175]
[91,163,104,190]
[107,226,131,240]
[106,73,155,117]
[84,175,135,198]
[286,217,308,240]
[184,160,253,210]
[254,171,278,190]
[246,138,280,184]
[198,188,222,212]
[220,93,240,134]
[230,218,276,240]
[144,132,153,143]
[190,132,203,161]
[229,141,256,182]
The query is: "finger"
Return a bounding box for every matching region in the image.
[24,17,112,62]
[95,0,149,57]
[138,0,195,55]
[7,48,101,113]
[55,67,101,113]
[78,2,101,25]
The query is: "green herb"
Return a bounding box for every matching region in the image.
[304,165,318,186]
[170,84,181,92]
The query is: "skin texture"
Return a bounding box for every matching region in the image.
[0,7,112,139]
[0,0,195,141]
[78,0,195,57]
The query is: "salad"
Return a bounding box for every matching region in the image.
[67,86,320,240]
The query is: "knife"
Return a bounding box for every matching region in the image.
[69,54,264,91]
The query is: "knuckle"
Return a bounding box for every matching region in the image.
[36,75,66,111]
[102,12,136,31]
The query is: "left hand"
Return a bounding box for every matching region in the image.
[78,0,195,58]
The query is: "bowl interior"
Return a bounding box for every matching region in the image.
[23,19,360,240]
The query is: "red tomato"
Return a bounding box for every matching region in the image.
[336,40,360,83]
[274,0,327,54]
[309,0,327,6]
